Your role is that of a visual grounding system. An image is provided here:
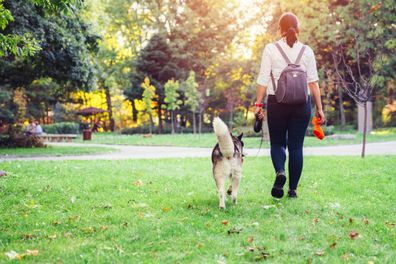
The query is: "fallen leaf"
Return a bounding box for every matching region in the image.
[5,251,22,260]
[47,234,57,240]
[26,249,39,256]
[385,221,395,228]
[304,210,311,214]
[247,246,255,252]
[315,250,324,256]
[330,242,337,249]
[368,261,374,264]
[122,222,128,227]
[227,226,243,235]
[221,220,229,226]
[68,215,80,222]
[247,236,254,243]
[133,180,143,187]
[349,231,359,240]
[52,220,62,226]
[343,253,350,260]
[262,205,275,210]
[162,207,171,213]
[187,204,194,209]
[363,218,369,225]
[298,236,305,241]
[196,243,204,248]
[369,2,382,13]
[349,218,353,224]
[313,218,319,225]
[64,232,72,238]
[82,227,96,234]
[22,234,34,240]
[100,225,108,231]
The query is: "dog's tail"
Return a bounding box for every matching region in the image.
[213,117,234,158]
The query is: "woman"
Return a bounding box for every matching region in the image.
[255,12,326,198]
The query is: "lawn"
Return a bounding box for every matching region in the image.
[73,127,396,149]
[0,145,117,158]
[1,156,395,263]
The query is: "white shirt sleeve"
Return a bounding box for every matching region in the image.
[256,44,272,86]
[306,47,319,83]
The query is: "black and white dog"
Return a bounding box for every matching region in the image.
[211,117,244,209]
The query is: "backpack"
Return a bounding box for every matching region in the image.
[270,42,308,105]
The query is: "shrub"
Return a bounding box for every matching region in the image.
[120,125,213,135]
[42,122,80,134]
[0,135,45,148]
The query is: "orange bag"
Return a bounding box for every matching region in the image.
[312,116,325,140]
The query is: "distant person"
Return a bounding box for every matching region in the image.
[25,120,36,136]
[35,121,43,135]
[255,12,326,198]
[91,121,102,133]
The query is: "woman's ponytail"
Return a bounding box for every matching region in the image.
[286,27,297,48]
[278,12,299,48]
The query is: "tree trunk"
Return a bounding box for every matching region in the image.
[149,113,153,134]
[192,112,196,134]
[338,86,346,127]
[171,111,175,134]
[157,101,163,134]
[131,99,138,123]
[198,112,202,134]
[104,86,115,132]
[361,101,367,158]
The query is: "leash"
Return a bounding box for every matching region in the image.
[255,128,264,157]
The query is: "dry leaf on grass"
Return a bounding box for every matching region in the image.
[162,207,171,213]
[330,242,337,249]
[221,220,229,226]
[247,236,254,243]
[133,180,143,187]
[313,218,319,225]
[26,250,39,256]
[342,253,350,260]
[349,231,359,240]
[315,250,324,256]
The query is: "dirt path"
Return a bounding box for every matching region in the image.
[1,141,396,162]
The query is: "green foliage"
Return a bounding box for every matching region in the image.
[164,79,181,111]
[42,122,80,134]
[184,71,201,113]
[141,77,156,115]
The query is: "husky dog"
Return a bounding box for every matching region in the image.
[212,117,244,209]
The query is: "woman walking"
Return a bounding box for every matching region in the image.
[255,12,326,198]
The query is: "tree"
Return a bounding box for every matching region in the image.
[141,77,156,134]
[184,71,200,134]
[164,79,181,134]
[0,0,98,129]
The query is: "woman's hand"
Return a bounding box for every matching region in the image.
[316,109,326,125]
[255,106,264,120]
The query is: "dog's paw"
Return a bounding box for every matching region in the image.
[219,205,226,210]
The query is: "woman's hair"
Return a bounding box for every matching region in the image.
[278,12,299,48]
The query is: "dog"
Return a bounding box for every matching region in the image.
[212,117,244,209]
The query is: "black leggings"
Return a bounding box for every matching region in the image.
[267,95,311,190]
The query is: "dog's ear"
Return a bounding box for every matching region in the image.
[237,132,243,140]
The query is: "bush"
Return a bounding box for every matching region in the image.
[42,122,80,134]
[0,135,45,148]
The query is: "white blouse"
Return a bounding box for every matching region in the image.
[256,39,319,95]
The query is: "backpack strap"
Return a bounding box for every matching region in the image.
[274,42,291,64]
[295,45,306,65]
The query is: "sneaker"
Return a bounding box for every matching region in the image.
[287,189,297,198]
[271,170,286,198]
[253,113,263,133]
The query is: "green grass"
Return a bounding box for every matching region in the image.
[0,145,117,157]
[1,156,395,263]
[73,127,396,148]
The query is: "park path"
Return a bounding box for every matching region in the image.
[1,141,396,162]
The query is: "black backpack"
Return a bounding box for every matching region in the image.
[270,43,308,105]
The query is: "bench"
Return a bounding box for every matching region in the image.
[39,134,78,142]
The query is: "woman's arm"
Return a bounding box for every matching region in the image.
[308,81,326,124]
[255,84,267,119]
